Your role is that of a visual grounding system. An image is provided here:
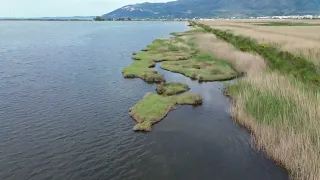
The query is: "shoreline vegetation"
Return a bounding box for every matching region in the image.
[122,29,239,84]
[130,93,202,131]
[122,25,240,131]
[123,19,319,179]
[190,21,319,179]
[156,82,190,96]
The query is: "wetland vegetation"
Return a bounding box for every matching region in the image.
[192,21,320,86]
[192,20,320,180]
[123,25,240,132]
[161,55,238,82]
[130,93,202,131]
[156,82,190,96]
[123,19,319,179]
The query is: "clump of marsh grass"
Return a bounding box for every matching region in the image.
[156,82,190,96]
[122,60,165,83]
[122,37,193,83]
[161,54,238,82]
[130,93,203,132]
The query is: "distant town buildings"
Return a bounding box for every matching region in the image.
[190,15,320,21]
[250,15,320,20]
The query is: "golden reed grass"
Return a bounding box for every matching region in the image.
[192,29,320,180]
[199,20,320,67]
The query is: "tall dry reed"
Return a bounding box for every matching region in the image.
[191,29,320,180]
[199,20,320,67]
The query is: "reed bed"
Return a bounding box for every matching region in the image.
[192,20,320,180]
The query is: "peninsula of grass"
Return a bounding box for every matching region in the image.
[156,82,190,95]
[122,60,165,83]
[123,26,240,83]
[122,38,192,83]
[130,93,203,131]
[191,21,320,86]
[161,53,238,82]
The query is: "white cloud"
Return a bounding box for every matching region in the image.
[0,0,171,17]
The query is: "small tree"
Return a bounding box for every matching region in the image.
[94,16,104,21]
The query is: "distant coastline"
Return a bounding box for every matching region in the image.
[0,19,92,21]
[0,16,95,21]
[0,18,188,22]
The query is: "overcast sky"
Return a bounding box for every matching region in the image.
[0,0,171,17]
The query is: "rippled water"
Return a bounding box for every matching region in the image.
[0,21,288,180]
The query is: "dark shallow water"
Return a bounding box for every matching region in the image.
[0,21,288,180]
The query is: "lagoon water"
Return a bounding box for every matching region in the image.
[0,21,288,180]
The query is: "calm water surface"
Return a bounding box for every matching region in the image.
[0,21,288,180]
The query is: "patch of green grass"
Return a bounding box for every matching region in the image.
[195,53,234,67]
[168,43,180,51]
[185,27,207,33]
[130,93,203,131]
[123,37,192,83]
[122,60,165,83]
[156,82,190,95]
[227,81,306,130]
[171,28,206,38]
[175,93,203,105]
[125,26,240,84]
[170,32,183,37]
[161,58,238,82]
[192,21,320,86]
[132,51,157,61]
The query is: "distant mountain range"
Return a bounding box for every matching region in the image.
[102,0,320,19]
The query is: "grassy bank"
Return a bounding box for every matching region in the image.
[130,93,202,131]
[192,20,320,180]
[227,73,320,180]
[122,38,188,83]
[156,82,190,95]
[123,28,240,83]
[161,53,238,82]
[191,21,320,86]
[197,20,320,67]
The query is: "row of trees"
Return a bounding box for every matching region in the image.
[94,16,132,21]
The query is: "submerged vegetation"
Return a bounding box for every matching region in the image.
[192,20,320,180]
[156,82,190,95]
[130,93,202,131]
